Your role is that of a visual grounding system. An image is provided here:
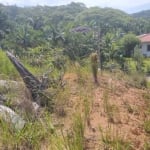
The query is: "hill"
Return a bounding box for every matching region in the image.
[132,10,150,19]
[0,61,150,149]
[0,2,150,53]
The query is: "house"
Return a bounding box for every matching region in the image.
[138,33,150,57]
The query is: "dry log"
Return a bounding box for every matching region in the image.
[6,52,53,109]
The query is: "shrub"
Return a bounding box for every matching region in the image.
[0,50,19,79]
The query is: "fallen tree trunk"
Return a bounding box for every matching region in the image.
[6,52,53,109]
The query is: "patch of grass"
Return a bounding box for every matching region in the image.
[75,65,89,86]
[64,113,85,150]
[144,142,150,150]
[143,58,150,73]
[83,97,91,122]
[143,92,150,100]
[126,72,148,88]
[0,113,54,150]
[142,92,150,114]
[103,90,115,123]
[0,50,20,80]
[144,120,150,134]
[54,85,70,117]
[99,126,133,150]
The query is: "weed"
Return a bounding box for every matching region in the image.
[0,50,19,80]
[144,142,150,150]
[54,85,70,117]
[99,125,133,150]
[143,92,150,114]
[144,120,150,134]
[64,113,85,150]
[103,90,115,123]
[126,72,148,88]
[143,92,150,101]
[75,65,89,86]
[0,113,54,150]
[83,97,91,122]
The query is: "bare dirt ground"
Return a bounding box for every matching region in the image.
[54,72,150,150]
[84,75,150,150]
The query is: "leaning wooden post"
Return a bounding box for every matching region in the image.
[90,52,99,84]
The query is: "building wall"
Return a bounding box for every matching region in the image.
[141,42,150,57]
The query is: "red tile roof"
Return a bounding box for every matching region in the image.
[138,33,150,43]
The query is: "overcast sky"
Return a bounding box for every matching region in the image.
[0,0,150,13]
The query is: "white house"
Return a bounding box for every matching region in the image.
[138,34,150,57]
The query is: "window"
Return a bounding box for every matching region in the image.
[147,45,150,51]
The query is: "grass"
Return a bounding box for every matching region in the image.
[0,50,20,80]
[144,120,150,134]
[143,58,150,73]
[125,71,148,88]
[0,113,54,150]
[144,142,150,150]
[99,125,133,150]
[54,85,71,117]
[68,114,85,150]
[124,58,150,73]
[103,90,115,123]
[47,113,85,150]
[143,91,150,115]
[0,54,149,150]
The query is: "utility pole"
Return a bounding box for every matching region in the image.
[97,24,103,71]
[93,23,103,71]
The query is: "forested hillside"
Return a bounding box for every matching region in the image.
[0,2,150,55]
[132,10,150,19]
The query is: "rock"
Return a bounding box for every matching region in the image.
[0,94,7,104]
[0,80,24,93]
[0,105,26,130]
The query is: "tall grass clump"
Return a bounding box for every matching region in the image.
[99,126,132,150]
[144,120,150,134]
[103,90,115,123]
[126,71,148,88]
[72,60,90,86]
[144,142,150,150]
[65,114,85,150]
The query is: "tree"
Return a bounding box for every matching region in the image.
[63,27,94,60]
[120,33,140,57]
[133,46,144,72]
[101,33,117,62]
[0,10,10,40]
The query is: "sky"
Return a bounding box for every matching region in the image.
[0,0,150,13]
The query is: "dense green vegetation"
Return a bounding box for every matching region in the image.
[1,2,149,73]
[0,2,150,57]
